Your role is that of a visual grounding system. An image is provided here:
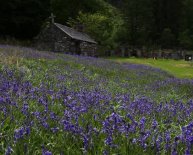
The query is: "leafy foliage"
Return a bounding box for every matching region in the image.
[68,11,124,49]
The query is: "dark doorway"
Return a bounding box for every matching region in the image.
[75,41,81,55]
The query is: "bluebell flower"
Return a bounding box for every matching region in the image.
[152,119,158,129]
[14,127,25,142]
[105,135,113,146]
[43,151,52,155]
[185,148,191,155]
[51,127,59,133]
[5,146,13,155]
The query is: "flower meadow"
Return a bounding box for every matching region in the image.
[1,45,193,154]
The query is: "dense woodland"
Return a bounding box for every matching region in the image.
[1,0,193,51]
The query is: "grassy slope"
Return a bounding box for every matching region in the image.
[0,45,192,102]
[1,45,193,154]
[109,57,193,79]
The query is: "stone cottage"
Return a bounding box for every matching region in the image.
[35,15,97,56]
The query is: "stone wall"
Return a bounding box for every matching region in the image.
[80,42,97,56]
[36,23,97,56]
[36,24,72,52]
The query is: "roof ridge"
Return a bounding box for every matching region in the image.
[54,23,97,44]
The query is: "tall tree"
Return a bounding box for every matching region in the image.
[0,0,50,39]
[67,0,124,49]
[152,0,183,48]
[50,0,106,24]
[178,0,193,49]
[122,0,154,47]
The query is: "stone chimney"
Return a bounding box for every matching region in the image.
[74,23,84,32]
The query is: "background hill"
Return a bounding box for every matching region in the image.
[1,0,193,50]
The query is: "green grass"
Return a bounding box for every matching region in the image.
[1,45,193,154]
[109,57,193,79]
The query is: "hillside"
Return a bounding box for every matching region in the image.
[1,45,193,154]
[2,0,193,50]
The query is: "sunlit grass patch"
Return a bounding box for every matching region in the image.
[109,57,193,78]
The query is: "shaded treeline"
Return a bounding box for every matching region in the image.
[1,0,193,50]
[0,0,50,38]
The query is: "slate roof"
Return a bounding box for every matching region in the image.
[54,23,97,44]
